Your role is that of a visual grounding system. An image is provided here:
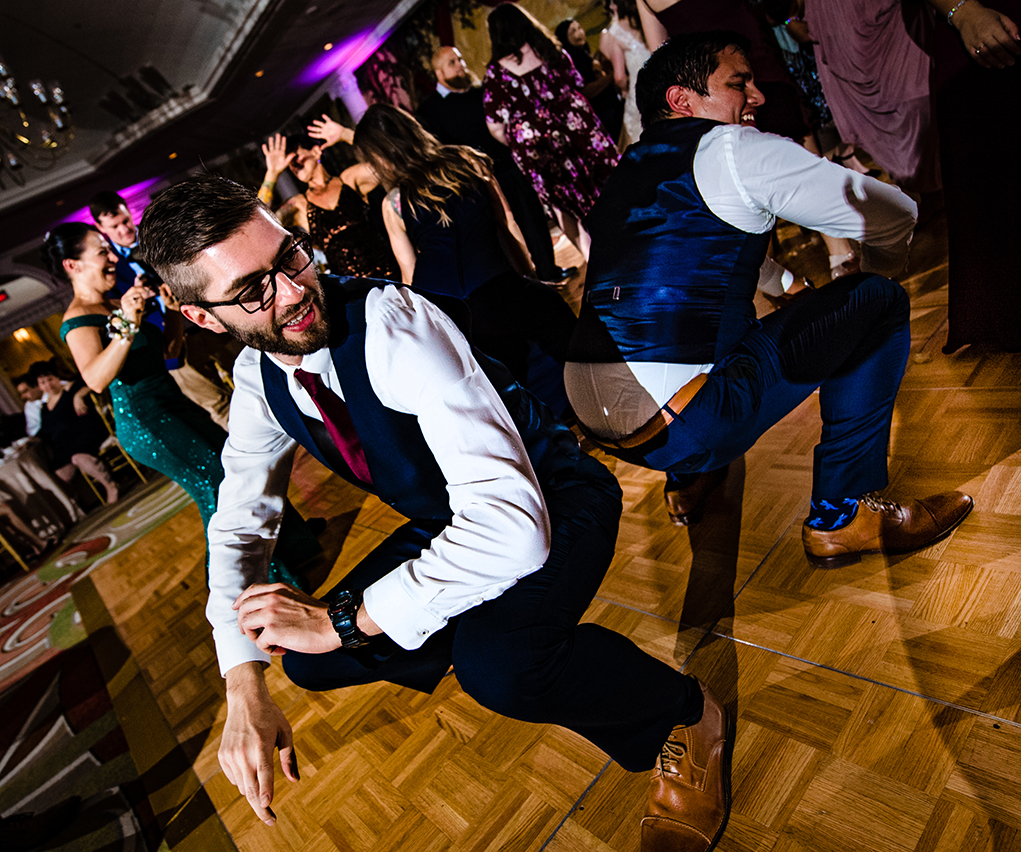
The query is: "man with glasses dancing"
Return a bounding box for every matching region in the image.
[138,174,731,852]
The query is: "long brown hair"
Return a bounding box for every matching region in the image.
[487,2,563,66]
[609,0,644,35]
[353,104,493,226]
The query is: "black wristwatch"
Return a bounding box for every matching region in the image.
[327,589,371,649]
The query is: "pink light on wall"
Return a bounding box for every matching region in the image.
[55,175,166,227]
[296,28,396,87]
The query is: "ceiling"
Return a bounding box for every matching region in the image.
[0,0,417,251]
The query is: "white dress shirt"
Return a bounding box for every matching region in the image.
[565,123,919,440]
[23,398,43,437]
[207,285,551,676]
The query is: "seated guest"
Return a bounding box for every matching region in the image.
[138,173,730,852]
[415,47,572,282]
[565,31,972,565]
[14,373,44,437]
[257,131,400,281]
[354,104,577,414]
[30,361,119,504]
[0,483,53,559]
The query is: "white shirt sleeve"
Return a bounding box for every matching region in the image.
[694,125,918,277]
[204,286,551,673]
[205,346,299,676]
[360,286,550,650]
[24,400,42,437]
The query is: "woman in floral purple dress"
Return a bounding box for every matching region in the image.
[483,3,619,261]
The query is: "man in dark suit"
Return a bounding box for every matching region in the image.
[139,173,731,851]
[89,189,233,429]
[416,46,572,283]
[90,191,154,301]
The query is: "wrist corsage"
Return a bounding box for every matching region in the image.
[107,308,139,344]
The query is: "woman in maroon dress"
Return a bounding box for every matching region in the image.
[483,3,620,261]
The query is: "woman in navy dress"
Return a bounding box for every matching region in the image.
[354,104,577,415]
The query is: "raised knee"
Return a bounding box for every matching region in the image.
[455,660,534,717]
[453,630,564,718]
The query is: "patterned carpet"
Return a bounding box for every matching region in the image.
[0,478,193,851]
[0,479,192,693]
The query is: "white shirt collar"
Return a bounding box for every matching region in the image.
[265,346,333,376]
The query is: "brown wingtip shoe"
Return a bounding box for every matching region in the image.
[664,468,727,526]
[803,490,973,568]
[642,678,730,852]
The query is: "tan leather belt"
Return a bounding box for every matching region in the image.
[581,372,708,452]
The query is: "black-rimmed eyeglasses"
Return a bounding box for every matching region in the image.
[192,234,314,314]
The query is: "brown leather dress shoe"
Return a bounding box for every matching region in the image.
[663,468,726,526]
[803,490,973,567]
[642,678,730,852]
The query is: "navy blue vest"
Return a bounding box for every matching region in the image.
[261,276,583,521]
[572,118,771,365]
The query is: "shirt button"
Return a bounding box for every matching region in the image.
[420,630,429,636]
[474,597,483,605]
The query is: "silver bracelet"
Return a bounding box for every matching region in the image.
[947,0,970,26]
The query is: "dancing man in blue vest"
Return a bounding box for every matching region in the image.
[565,30,972,565]
[138,174,731,852]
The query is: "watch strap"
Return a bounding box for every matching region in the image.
[327,589,371,649]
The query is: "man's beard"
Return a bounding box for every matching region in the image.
[218,281,331,357]
[445,72,472,91]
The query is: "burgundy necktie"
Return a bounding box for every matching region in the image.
[293,368,372,484]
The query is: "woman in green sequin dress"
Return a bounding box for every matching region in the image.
[46,223,318,585]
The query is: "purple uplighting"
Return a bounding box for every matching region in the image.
[296,28,393,86]
[56,175,166,226]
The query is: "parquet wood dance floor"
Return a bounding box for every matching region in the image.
[77,212,1021,852]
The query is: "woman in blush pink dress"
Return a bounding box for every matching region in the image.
[804,0,941,194]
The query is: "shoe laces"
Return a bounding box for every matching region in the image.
[860,492,902,514]
[658,736,688,772]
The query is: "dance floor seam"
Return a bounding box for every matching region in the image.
[54,211,1021,851]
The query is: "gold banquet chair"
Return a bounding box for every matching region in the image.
[81,392,148,499]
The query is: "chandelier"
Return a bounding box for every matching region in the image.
[0,57,73,189]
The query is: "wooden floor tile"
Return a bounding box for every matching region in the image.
[70,208,1021,851]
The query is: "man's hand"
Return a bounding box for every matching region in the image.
[261,133,294,179]
[234,583,342,654]
[158,282,182,312]
[220,662,298,826]
[307,114,353,148]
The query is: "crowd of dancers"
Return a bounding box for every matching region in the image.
[26,2,1019,850]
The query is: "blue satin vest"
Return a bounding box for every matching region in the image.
[573,118,770,365]
[261,276,584,521]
